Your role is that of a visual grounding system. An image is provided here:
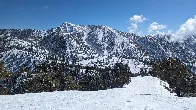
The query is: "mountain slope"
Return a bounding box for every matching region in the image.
[0,22,195,73]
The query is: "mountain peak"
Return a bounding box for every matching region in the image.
[61,22,76,27]
[56,22,79,33]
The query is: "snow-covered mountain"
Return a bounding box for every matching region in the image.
[0,22,195,73]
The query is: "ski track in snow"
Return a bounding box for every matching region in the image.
[0,76,196,110]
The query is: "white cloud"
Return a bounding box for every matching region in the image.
[148,22,167,32]
[128,23,138,33]
[167,30,173,34]
[129,15,148,23]
[147,30,173,37]
[128,15,147,34]
[154,30,173,35]
[172,15,196,42]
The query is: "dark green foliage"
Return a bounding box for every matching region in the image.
[19,72,81,93]
[110,63,131,88]
[0,59,132,94]
[79,63,131,91]
[150,57,196,97]
[139,68,148,77]
[9,61,132,94]
[0,61,13,80]
[0,85,10,95]
[0,61,12,95]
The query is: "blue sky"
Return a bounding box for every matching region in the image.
[1,0,196,36]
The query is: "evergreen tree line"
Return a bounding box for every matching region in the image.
[0,61,12,95]
[150,57,196,97]
[0,61,132,95]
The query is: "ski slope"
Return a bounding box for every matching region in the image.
[0,76,196,110]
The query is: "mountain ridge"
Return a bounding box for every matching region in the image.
[0,22,195,73]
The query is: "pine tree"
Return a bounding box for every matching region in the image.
[150,57,196,97]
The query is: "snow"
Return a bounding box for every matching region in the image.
[77,57,143,73]
[10,39,31,47]
[1,76,196,110]
[97,29,104,42]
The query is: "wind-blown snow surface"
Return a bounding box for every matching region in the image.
[0,76,196,110]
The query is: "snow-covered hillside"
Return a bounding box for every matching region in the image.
[0,76,196,110]
[0,22,195,73]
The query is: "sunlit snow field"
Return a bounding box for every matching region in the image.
[0,76,196,110]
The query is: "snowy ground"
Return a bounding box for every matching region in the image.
[78,57,145,73]
[0,76,196,110]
